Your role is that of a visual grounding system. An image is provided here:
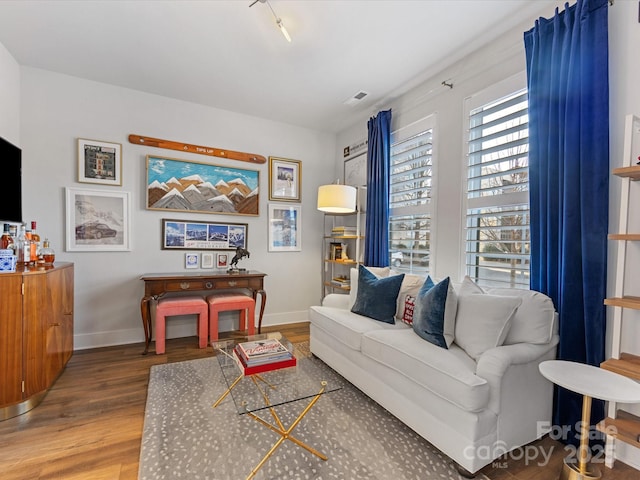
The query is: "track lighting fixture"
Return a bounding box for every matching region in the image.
[249,0,292,43]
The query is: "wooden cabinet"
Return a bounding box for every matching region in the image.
[0,262,74,420]
[597,114,640,467]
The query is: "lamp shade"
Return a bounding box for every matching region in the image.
[317,184,357,213]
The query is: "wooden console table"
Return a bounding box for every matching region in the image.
[140,270,266,355]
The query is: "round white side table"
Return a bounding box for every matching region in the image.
[539,360,640,480]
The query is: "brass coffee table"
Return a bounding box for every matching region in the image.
[212,333,342,480]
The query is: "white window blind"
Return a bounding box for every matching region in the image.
[465,84,530,289]
[389,115,434,273]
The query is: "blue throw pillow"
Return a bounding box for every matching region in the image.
[412,276,457,349]
[351,265,404,324]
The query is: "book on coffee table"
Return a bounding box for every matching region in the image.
[236,338,291,365]
[232,347,297,376]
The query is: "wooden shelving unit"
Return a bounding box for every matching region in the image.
[602,114,640,468]
[321,187,366,298]
[597,410,640,449]
[612,165,640,180]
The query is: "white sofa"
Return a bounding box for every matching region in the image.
[309,270,559,475]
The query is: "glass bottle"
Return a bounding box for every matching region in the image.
[8,224,17,255]
[1,223,13,250]
[30,221,41,263]
[16,224,31,266]
[41,239,55,265]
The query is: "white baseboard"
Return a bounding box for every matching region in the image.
[73,310,310,351]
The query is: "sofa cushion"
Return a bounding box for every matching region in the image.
[484,288,556,345]
[351,265,405,324]
[348,266,391,310]
[309,305,409,351]
[454,294,522,360]
[361,329,490,412]
[413,276,457,348]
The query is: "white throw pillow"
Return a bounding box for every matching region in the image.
[454,294,522,360]
[485,288,556,345]
[348,266,391,310]
[457,275,485,296]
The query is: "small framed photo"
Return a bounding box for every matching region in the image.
[269,157,301,202]
[185,253,199,269]
[201,252,214,269]
[268,203,301,252]
[216,252,229,269]
[65,187,131,252]
[78,138,122,186]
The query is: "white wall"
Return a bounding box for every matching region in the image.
[19,67,336,349]
[0,41,20,144]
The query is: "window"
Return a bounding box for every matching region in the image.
[465,79,530,288]
[389,115,434,273]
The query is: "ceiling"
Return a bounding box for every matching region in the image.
[0,1,554,133]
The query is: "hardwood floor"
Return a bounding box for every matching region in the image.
[0,322,637,480]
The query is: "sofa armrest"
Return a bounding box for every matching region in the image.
[321,293,350,309]
[476,336,559,377]
[475,335,559,414]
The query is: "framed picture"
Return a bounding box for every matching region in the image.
[162,218,248,251]
[344,152,367,187]
[201,252,214,269]
[216,252,229,269]
[185,253,199,269]
[65,188,131,252]
[77,138,122,186]
[268,203,301,252]
[269,157,301,202]
[146,155,259,216]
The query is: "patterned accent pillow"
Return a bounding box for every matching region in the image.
[401,295,416,325]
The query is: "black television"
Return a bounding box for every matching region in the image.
[0,136,22,224]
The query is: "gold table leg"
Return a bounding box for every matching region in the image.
[560,394,601,480]
[244,381,328,480]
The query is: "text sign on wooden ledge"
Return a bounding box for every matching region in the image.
[129,134,266,164]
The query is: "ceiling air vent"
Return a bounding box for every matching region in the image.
[343,91,369,107]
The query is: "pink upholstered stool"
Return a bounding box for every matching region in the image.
[155,295,208,355]
[206,294,256,341]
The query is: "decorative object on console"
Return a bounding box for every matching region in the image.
[228,246,250,272]
[65,187,131,252]
[268,157,301,202]
[129,134,266,164]
[77,138,122,186]
[317,183,356,213]
[146,155,259,216]
[350,264,404,324]
[412,276,457,349]
[267,203,301,252]
[161,218,247,251]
